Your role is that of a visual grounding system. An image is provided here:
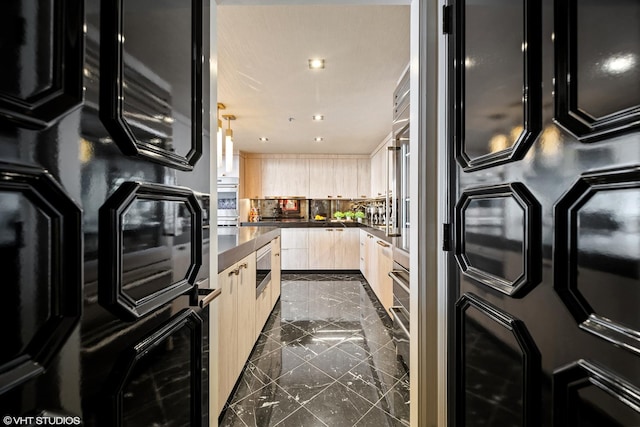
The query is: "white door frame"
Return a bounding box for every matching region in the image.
[211,2,445,426]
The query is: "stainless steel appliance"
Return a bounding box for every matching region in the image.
[217,176,239,226]
[388,67,410,372]
[389,256,410,371]
[388,66,410,257]
[256,243,272,296]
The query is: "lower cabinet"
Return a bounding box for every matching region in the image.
[217,237,281,414]
[281,229,309,270]
[308,227,360,270]
[359,230,393,316]
[271,236,282,308]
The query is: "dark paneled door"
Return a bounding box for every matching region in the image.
[0,0,212,426]
[447,0,639,425]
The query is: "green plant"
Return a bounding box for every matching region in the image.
[333,211,345,219]
[344,211,355,219]
[354,211,365,219]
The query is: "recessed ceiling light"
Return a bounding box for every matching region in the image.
[603,53,636,74]
[258,137,269,142]
[308,58,325,69]
[314,137,323,142]
[312,115,324,121]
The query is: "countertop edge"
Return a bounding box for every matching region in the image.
[218,228,280,273]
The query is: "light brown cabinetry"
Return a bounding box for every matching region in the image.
[281,228,309,270]
[357,158,371,198]
[270,236,281,308]
[217,236,281,414]
[262,158,309,197]
[370,135,392,198]
[359,229,393,316]
[308,158,359,199]
[217,252,255,412]
[308,227,360,270]
[334,228,360,269]
[243,157,262,198]
[308,159,334,199]
[375,238,394,316]
[333,158,359,199]
[308,228,335,269]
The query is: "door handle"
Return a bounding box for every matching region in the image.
[199,288,222,308]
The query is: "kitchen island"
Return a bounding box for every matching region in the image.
[218,225,280,272]
[215,225,281,414]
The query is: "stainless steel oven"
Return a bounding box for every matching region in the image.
[217,176,239,226]
[389,260,410,372]
[256,243,272,296]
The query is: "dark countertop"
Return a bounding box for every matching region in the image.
[238,220,392,242]
[217,226,280,273]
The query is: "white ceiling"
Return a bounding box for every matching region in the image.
[217,5,410,155]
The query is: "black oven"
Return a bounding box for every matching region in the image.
[256,243,272,296]
[389,261,410,372]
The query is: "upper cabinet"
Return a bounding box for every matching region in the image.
[240,154,370,199]
[370,134,393,198]
[357,159,371,199]
[261,158,309,197]
[242,156,262,198]
[308,158,360,199]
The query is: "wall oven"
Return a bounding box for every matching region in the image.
[217,176,239,227]
[256,243,272,296]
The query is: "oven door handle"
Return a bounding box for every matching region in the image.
[388,270,410,294]
[390,307,410,338]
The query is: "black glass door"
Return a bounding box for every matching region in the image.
[0,0,212,425]
[447,0,640,425]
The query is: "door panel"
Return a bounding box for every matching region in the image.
[0,0,211,424]
[448,0,640,425]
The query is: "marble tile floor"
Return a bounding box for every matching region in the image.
[220,273,410,427]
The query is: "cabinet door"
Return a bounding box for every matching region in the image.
[309,159,335,199]
[360,230,367,275]
[357,158,371,199]
[236,253,256,369]
[271,236,281,307]
[281,248,309,270]
[333,159,358,199]
[255,281,271,339]
[376,239,394,316]
[261,158,279,197]
[281,228,309,249]
[217,263,239,412]
[334,228,360,269]
[370,148,383,198]
[279,158,309,197]
[308,228,335,269]
[243,157,262,198]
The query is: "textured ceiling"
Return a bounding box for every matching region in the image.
[217,5,410,155]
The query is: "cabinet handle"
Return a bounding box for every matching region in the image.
[376,240,390,248]
[336,195,342,198]
[239,263,248,269]
[336,229,343,232]
[275,253,280,257]
[328,195,332,198]
[228,268,239,277]
[326,229,333,232]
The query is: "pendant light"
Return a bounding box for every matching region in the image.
[222,114,236,173]
[216,103,225,168]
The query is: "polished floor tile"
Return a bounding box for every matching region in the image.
[220,273,409,427]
